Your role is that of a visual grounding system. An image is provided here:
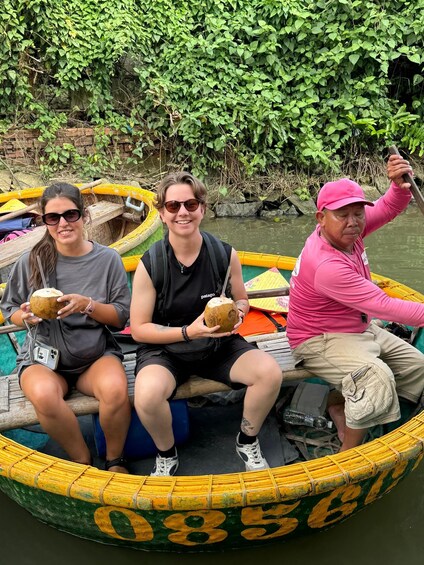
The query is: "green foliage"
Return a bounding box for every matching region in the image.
[0,0,423,177]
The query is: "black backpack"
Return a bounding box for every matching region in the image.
[148,231,230,320]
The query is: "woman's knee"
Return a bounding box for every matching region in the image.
[232,351,282,389]
[253,353,282,383]
[96,374,129,407]
[24,381,64,415]
[134,376,173,413]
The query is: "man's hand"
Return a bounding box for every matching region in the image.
[387,154,413,191]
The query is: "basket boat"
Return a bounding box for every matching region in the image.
[0,251,423,552]
[0,183,163,285]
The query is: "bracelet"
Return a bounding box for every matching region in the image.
[80,297,95,315]
[181,325,191,342]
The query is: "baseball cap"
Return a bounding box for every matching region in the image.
[317,178,374,211]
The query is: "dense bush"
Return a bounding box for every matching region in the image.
[1,0,423,178]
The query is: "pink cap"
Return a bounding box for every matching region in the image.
[317,178,374,211]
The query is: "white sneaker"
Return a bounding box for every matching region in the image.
[150,451,179,476]
[236,434,269,471]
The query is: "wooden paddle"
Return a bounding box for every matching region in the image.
[246,286,289,299]
[0,179,104,224]
[388,145,424,215]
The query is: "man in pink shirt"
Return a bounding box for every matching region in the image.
[287,154,424,450]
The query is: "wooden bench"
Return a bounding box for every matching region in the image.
[0,332,313,431]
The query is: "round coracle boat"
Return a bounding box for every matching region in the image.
[0,182,163,286]
[0,252,423,552]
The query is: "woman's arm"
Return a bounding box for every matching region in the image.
[130,260,189,344]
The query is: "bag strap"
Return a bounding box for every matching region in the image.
[260,310,285,332]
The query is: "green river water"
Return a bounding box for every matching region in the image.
[1,205,423,564]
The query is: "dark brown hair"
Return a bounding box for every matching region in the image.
[155,171,207,210]
[29,183,86,289]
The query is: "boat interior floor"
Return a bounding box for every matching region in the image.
[21,393,415,475]
[34,401,297,475]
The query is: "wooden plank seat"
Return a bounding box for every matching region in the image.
[0,200,125,270]
[0,332,313,432]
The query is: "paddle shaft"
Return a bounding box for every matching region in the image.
[0,179,104,223]
[388,145,424,215]
[247,286,289,299]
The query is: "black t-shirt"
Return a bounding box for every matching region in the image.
[142,237,232,327]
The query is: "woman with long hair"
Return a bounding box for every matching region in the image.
[1,183,131,472]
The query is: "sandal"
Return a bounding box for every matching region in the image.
[105,456,129,473]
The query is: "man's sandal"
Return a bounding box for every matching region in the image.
[105,456,129,473]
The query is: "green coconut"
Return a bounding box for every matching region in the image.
[30,288,63,319]
[204,296,239,332]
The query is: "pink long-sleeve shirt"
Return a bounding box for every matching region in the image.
[287,182,424,349]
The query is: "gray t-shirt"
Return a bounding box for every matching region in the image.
[1,242,130,375]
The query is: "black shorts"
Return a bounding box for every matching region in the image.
[18,350,123,393]
[135,334,257,398]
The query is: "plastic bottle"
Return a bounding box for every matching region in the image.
[282,409,333,430]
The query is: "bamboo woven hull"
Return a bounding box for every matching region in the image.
[0,252,423,551]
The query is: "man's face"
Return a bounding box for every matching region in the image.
[317,203,366,252]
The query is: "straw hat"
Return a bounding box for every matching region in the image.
[0,198,27,214]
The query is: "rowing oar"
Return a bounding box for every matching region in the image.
[247,286,289,299]
[0,179,104,224]
[388,145,424,215]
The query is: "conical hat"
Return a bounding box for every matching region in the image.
[0,198,27,214]
[244,267,290,313]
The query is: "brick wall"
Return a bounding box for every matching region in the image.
[0,127,136,166]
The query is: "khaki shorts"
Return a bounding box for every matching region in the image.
[292,322,424,429]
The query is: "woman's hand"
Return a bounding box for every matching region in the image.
[20,302,42,325]
[186,312,232,340]
[56,294,88,318]
[387,154,413,190]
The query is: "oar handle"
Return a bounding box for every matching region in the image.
[247,286,289,299]
[387,145,424,215]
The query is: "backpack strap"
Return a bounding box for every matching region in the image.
[260,310,285,332]
[148,237,169,319]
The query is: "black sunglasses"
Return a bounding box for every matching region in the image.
[42,209,82,226]
[164,199,201,213]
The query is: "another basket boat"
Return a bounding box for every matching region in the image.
[0,182,163,285]
[0,251,423,552]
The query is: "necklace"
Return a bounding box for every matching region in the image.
[176,259,186,274]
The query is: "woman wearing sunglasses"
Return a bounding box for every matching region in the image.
[130,171,282,476]
[0,183,131,473]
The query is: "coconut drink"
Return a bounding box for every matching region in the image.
[204,296,239,332]
[30,288,63,319]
